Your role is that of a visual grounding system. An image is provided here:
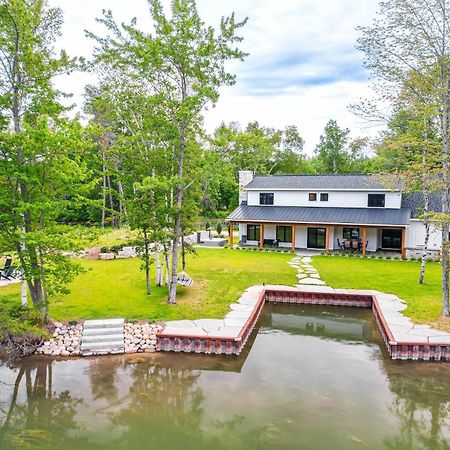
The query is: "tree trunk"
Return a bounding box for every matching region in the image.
[440,68,450,316]
[168,124,186,304]
[106,174,115,228]
[181,234,186,273]
[101,151,107,228]
[419,130,431,285]
[143,228,151,295]
[155,242,162,286]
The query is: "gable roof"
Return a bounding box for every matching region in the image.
[245,174,400,191]
[401,192,442,218]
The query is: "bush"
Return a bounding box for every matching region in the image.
[100,246,109,253]
[216,222,222,236]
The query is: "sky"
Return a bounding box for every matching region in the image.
[50,0,382,154]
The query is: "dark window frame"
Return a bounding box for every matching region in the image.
[320,193,329,202]
[368,194,385,208]
[247,224,260,241]
[309,193,317,202]
[343,227,360,240]
[276,225,292,243]
[307,227,326,249]
[259,192,274,205]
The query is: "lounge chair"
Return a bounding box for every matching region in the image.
[0,265,15,281]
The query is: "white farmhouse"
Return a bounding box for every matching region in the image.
[227,171,442,258]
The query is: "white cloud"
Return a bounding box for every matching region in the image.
[50,0,383,153]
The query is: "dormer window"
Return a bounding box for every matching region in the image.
[260,193,274,205]
[368,194,385,207]
[309,193,317,201]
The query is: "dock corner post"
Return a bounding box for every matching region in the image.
[325,226,330,255]
[291,224,295,253]
[362,227,367,257]
[229,222,233,248]
[401,227,406,259]
[260,223,264,249]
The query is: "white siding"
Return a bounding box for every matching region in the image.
[247,190,401,209]
[406,220,442,250]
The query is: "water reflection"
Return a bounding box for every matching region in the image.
[0,304,448,450]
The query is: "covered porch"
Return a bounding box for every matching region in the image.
[228,222,407,258]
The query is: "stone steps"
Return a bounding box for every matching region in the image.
[81,319,125,356]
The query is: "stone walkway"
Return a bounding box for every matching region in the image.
[288,256,326,286]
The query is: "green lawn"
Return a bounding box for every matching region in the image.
[1,250,448,330]
[313,256,449,331]
[0,248,296,322]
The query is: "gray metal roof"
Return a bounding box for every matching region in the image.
[245,174,400,190]
[401,192,442,218]
[228,205,411,226]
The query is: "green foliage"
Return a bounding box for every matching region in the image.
[0,304,48,342]
[216,222,222,236]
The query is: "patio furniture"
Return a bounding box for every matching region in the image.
[337,239,344,250]
[0,265,15,281]
[177,272,193,287]
[272,239,279,248]
[344,240,352,251]
[352,239,360,251]
[1,258,12,272]
[239,235,247,246]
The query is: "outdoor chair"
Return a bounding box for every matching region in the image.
[1,258,12,272]
[351,239,359,252]
[344,240,351,251]
[239,235,247,246]
[0,265,15,281]
[337,239,344,250]
[272,239,279,248]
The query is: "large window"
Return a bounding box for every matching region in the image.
[247,224,260,241]
[307,228,326,249]
[309,193,317,201]
[259,193,274,205]
[368,194,385,207]
[343,228,360,239]
[382,229,402,249]
[276,226,292,243]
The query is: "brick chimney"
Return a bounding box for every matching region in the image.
[238,170,253,205]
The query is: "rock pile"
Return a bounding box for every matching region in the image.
[124,321,164,354]
[36,322,82,357]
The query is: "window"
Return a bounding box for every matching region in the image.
[368,194,385,207]
[343,228,360,240]
[259,193,274,205]
[247,225,260,241]
[309,193,317,201]
[382,229,402,249]
[276,225,292,243]
[307,228,326,249]
[320,193,329,202]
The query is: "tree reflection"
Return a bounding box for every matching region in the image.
[383,363,450,450]
[0,359,84,449]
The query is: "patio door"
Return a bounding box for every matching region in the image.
[307,227,326,249]
[381,229,402,249]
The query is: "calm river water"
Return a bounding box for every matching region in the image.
[0,304,449,450]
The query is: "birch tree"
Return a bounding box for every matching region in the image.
[0,0,89,315]
[357,0,450,315]
[88,0,247,304]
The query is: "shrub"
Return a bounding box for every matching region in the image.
[100,246,109,253]
[216,222,222,236]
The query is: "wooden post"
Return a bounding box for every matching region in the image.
[291,224,295,253]
[362,227,367,256]
[325,226,330,255]
[401,227,406,259]
[259,224,264,249]
[229,222,233,248]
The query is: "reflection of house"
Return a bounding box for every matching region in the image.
[228,171,442,258]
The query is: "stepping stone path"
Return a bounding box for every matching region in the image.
[289,256,326,286]
[81,318,125,356]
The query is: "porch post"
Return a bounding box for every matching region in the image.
[260,223,264,249]
[291,224,295,253]
[229,222,233,248]
[325,226,330,255]
[362,227,367,256]
[401,227,406,259]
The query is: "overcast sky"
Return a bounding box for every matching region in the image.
[50,0,381,153]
